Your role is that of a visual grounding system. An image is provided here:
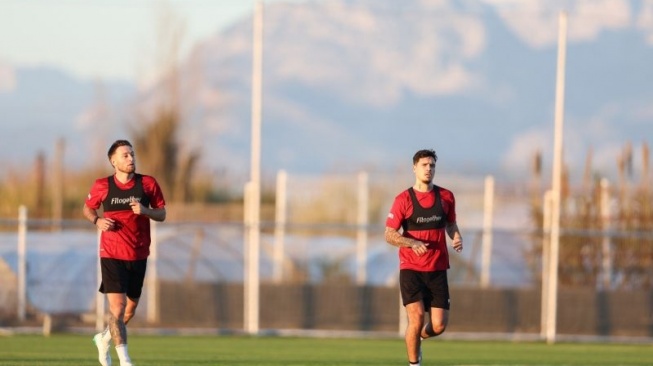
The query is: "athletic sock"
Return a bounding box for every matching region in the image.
[409,362,421,366]
[115,344,132,365]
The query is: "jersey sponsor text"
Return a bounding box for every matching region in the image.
[415,215,442,224]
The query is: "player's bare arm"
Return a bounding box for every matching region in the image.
[82,203,115,231]
[446,222,463,252]
[82,203,98,224]
[385,227,429,256]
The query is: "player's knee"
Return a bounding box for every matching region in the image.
[422,322,445,338]
[123,297,140,323]
[109,305,126,320]
[123,311,135,324]
[432,322,446,335]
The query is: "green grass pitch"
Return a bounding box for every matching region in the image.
[1,334,652,365]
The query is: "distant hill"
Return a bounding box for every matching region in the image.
[0,65,133,171]
[150,0,653,181]
[1,0,652,184]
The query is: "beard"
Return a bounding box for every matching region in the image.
[118,164,136,174]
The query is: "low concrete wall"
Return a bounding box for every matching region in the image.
[158,281,653,337]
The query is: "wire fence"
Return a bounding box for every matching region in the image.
[1,172,652,340]
[1,216,652,339]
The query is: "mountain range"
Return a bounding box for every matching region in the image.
[1,0,652,185]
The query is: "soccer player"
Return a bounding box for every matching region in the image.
[83,139,166,366]
[385,149,463,366]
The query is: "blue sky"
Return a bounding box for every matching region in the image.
[0,0,303,83]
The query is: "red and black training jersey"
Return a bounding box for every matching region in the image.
[86,174,166,260]
[386,185,456,272]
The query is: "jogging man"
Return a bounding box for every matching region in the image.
[385,149,463,366]
[83,139,166,366]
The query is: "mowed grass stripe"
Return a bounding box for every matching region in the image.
[0,334,652,365]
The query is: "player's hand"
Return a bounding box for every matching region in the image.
[97,217,116,232]
[411,242,429,256]
[452,236,463,253]
[129,200,144,215]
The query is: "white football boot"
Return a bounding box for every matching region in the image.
[93,332,112,366]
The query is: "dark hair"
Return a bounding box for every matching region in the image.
[412,149,438,165]
[107,140,133,159]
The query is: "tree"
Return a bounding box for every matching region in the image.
[129,3,201,203]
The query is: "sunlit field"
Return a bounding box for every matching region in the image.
[1,334,652,365]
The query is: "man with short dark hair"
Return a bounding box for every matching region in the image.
[83,139,166,366]
[385,149,463,366]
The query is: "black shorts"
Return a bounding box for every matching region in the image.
[400,269,450,309]
[99,258,148,299]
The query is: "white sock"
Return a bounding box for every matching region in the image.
[115,344,132,364]
[409,362,421,366]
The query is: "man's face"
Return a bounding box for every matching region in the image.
[413,157,435,184]
[111,145,136,174]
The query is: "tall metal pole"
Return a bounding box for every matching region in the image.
[95,228,105,331]
[480,175,495,288]
[540,189,553,338]
[147,221,159,323]
[250,4,263,188]
[273,170,287,283]
[244,0,263,335]
[52,138,65,231]
[356,171,369,285]
[546,11,568,344]
[17,205,27,322]
[600,179,612,289]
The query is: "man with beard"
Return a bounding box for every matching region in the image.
[385,149,463,366]
[83,139,166,366]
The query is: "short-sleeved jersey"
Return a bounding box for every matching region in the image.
[86,174,166,260]
[386,185,456,272]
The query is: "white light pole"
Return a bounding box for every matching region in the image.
[546,10,568,345]
[273,170,287,283]
[480,175,495,288]
[147,221,159,323]
[600,179,612,289]
[244,0,264,335]
[96,228,105,331]
[17,205,27,322]
[356,171,369,285]
[540,189,553,338]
